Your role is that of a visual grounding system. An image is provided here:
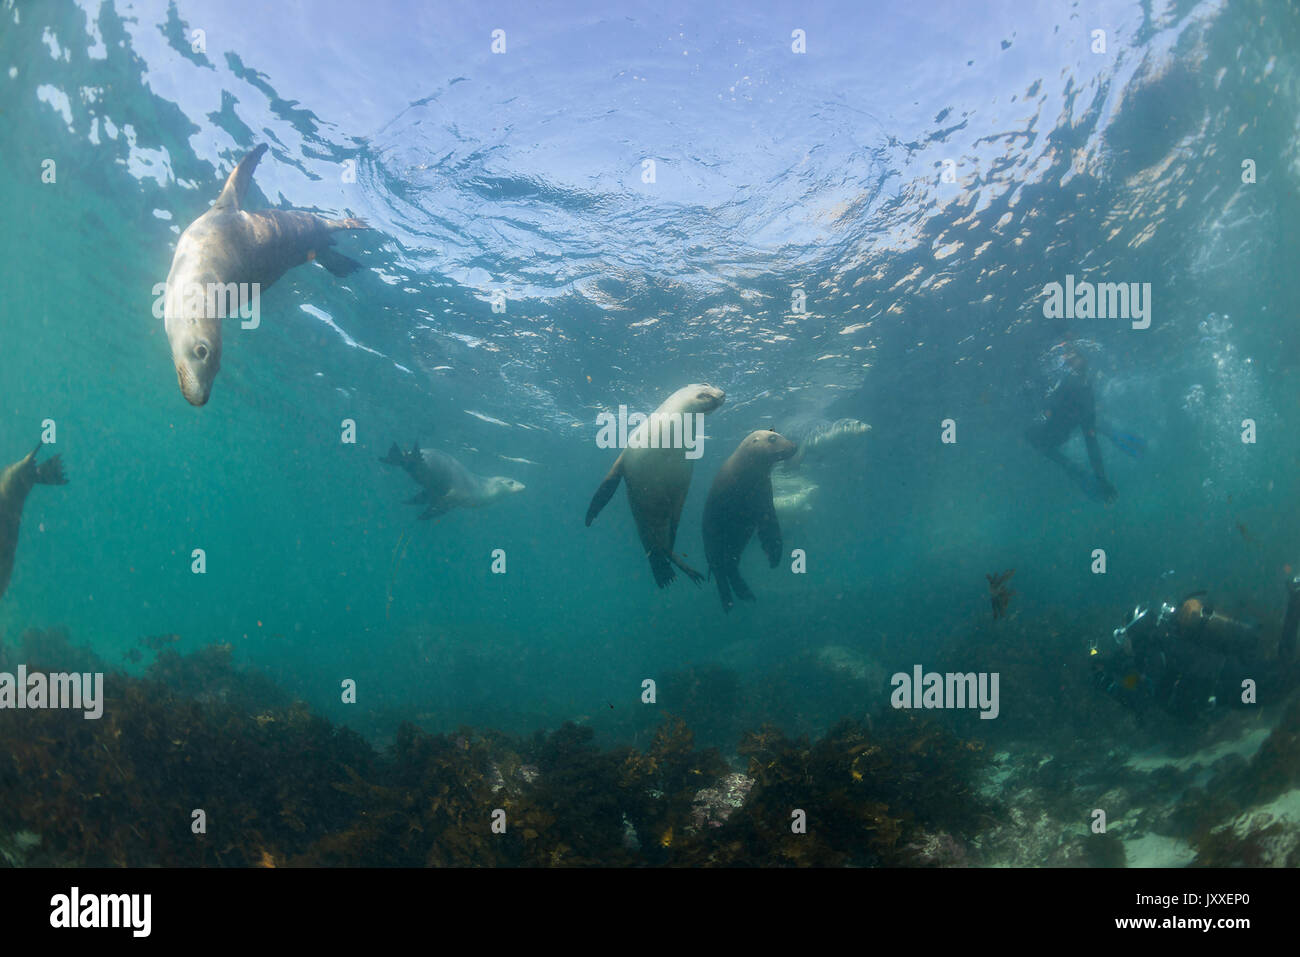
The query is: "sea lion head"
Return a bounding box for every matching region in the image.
[674,384,726,414]
[488,476,526,497]
[168,315,222,406]
[741,429,797,464]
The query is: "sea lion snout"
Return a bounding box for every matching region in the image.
[176,361,211,406]
[173,336,220,406]
[751,429,797,461]
[685,384,726,413]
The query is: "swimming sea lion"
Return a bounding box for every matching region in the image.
[0,444,67,600]
[585,384,726,587]
[163,144,368,406]
[771,471,819,517]
[778,416,871,470]
[381,442,524,519]
[702,429,796,611]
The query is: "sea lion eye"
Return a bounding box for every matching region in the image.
[194,343,209,361]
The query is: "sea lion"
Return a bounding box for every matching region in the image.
[163,144,368,406]
[381,442,524,519]
[702,429,796,611]
[585,384,726,587]
[0,444,67,600]
[771,471,819,517]
[778,416,871,470]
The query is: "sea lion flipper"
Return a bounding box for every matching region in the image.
[405,490,432,506]
[212,144,268,212]
[670,552,705,586]
[585,454,624,527]
[314,248,362,277]
[757,501,782,568]
[418,503,449,520]
[34,454,67,486]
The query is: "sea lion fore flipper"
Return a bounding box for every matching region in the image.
[315,247,362,277]
[34,454,66,486]
[212,144,268,212]
[585,454,624,527]
[757,497,782,568]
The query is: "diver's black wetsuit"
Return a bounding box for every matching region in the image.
[1097,610,1291,719]
[1026,369,1116,501]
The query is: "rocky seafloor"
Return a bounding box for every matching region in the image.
[1,627,1297,867]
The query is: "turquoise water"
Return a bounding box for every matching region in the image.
[0,0,1298,865]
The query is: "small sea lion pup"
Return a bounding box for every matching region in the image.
[0,444,67,600]
[163,143,368,406]
[381,442,524,519]
[702,429,796,611]
[585,384,725,587]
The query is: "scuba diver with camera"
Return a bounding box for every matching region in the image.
[1091,576,1300,719]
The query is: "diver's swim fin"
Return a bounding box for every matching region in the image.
[1103,428,1147,457]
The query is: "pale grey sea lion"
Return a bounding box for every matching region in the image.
[0,445,67,600]
[381,442,524,519]
[585,384,726,587]
[163,144,368,406]
[778,416,871,470]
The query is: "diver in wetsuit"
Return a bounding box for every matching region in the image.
[1091,578,1300,719]
[1026,349,1118,503]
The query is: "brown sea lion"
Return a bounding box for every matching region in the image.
[585,384,725,587]
[0,444,67,600]
[702,429,796,611]
[163,144,369,406]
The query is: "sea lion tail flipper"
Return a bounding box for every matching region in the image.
[406,490,432,506]
[729,570,755,603]
[315,248,362,278]
[34,453,67,486]
[648,550,676,588]
[379,443,405,466]
[212,144,268,212]
[670,552,705,587]
[715,572,734,612]
[418,503,449,520]
[584,456,624,526]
